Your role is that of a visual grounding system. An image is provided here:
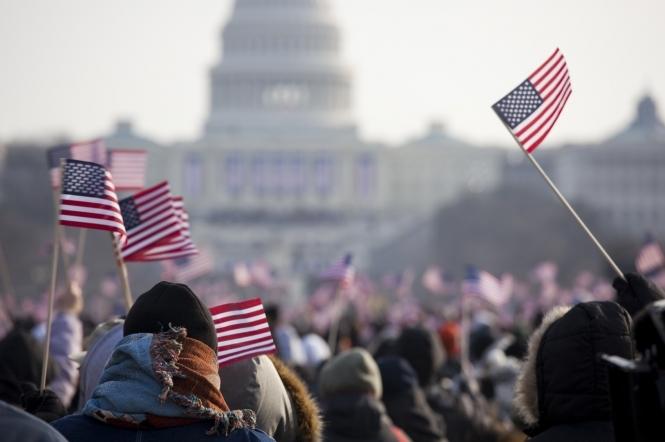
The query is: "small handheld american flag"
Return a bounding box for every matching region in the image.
[320,253,355,289]
[462,266,508,307]
[136,196,198,261]
[109,149,148,191]
[209,298,276,367]
[636,235,665,276]
[492,48,572,153]
[58,159,126,244]
[47,139,107,187]
[119,181,181,260]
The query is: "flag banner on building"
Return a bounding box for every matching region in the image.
[109,149,148,191]
[119,181,182,260]
[47,139,107,187]
[209,298,276,367]
[635,235,665,276]
[492,48,572,152]
[462,266,509,307]
[320,253,354,289]
[137,196,198,261]
[58,159,126,244]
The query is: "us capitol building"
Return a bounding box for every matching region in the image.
[102,0,665,292]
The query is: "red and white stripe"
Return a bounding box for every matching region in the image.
[110,149,147,191]
[121,182,182,260]
[513,48,572,153]
[59,167,126,244]
[210,298,276,367]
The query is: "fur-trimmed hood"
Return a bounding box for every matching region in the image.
[513,302,633,435]
[270,355,323,442]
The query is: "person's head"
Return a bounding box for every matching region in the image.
[514,301,633,433]
[395,326,445,387]
[318,348,382,400]
[123,281,217,352]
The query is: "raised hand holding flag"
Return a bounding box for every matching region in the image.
[492,49,623,280]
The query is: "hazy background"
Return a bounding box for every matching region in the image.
[1,0,663,146]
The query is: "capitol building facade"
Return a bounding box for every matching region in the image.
[102,0,665,291]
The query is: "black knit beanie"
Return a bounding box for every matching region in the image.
[124,281,217,352]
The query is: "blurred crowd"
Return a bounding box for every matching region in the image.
[0,267,663,441]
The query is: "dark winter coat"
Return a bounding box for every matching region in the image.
[514,301,634,441]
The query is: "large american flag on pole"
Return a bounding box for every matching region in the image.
[209,298,276,367]
[59,159,126,243]
[119,182,182,260]
[492,48,572,153]
[109,149,148,191]
[47,139,107,187]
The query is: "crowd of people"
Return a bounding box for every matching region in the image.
[0,269,663,441]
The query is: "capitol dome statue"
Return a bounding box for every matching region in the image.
[204,0,355,138]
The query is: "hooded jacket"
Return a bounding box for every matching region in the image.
[378,357,446,442]
[220,355,322,442]
[514,301,634,441]
[319,348,410,442]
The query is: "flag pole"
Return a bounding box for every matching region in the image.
[41,162,64,392]
[74,229,87,270]
[501,123,624,280]
[51,190,71,287]
[111,233,133,311]
[327,285,342,354]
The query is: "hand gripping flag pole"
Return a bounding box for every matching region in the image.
[492,48,624,280]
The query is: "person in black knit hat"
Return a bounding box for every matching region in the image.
[52,281,273,442]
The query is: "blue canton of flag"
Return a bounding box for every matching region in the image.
[493,81,544,129]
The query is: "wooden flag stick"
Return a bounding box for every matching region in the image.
[111,233,133,311]
[327,284,346,354]
[41,165,65,392]
[502,124,624,280]
[74,229,87,269]
[51,190,71,287]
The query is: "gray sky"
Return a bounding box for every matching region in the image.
[1,0,663,146]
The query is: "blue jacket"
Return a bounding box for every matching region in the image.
[52,414,274,442]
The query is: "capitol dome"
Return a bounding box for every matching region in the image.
[204,0,354,137]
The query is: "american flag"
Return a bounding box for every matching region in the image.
[492,48,572,153]
[168,249,214,282]
[137,196,197,261]
[109,149,148,191]
[320,253,355,289]
[462,266,509,307]
[119,182,182,260]
[58,159,126,243]
[209,298,276,367]
[635,236,665,276]
[47,139,107,187]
